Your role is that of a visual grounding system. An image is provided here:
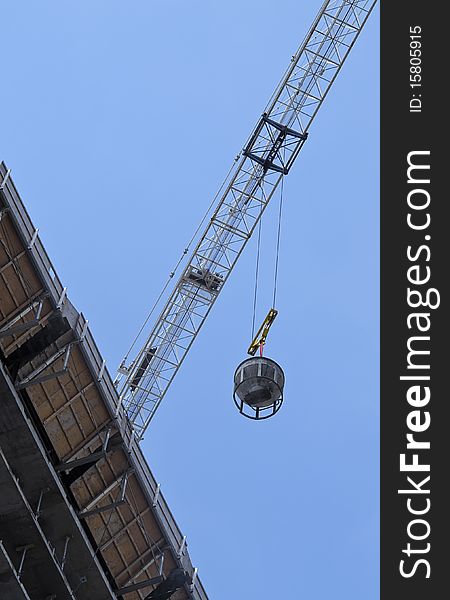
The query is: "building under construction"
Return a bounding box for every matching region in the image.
[1,2,377,598]
[0,161,207,599]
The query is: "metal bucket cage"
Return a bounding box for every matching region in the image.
[233,356,285,420]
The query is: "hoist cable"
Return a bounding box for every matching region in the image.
[272,176,284,309]
[251,217,262,340]
[122,279,173,365]
[121,156,240,365]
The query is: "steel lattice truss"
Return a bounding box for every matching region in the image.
[118,0,377,438]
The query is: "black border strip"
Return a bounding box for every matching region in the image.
[381,2,447,597]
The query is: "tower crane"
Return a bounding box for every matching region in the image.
[116,0,377,439]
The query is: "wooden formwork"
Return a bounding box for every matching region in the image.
[0,163,207,600]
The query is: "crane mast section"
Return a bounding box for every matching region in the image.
[120,0,377,438]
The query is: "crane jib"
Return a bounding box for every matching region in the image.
[118,0,378,438]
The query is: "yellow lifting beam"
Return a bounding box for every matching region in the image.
[247,308,278,356]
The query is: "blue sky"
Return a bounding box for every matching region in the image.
[1,2,379,598]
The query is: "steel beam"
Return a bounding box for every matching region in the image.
[15,343,72,390]
[0,168,11,190]
[98,507,153,552]
[120,548,166,588]
[116,576,163,595]
[55,449,106,472]
[0,540,32,600]
[0,300,44,339]
[78,469,133,519]
[115,541,167,583]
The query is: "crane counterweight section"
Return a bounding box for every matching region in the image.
[118,0,377,439]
